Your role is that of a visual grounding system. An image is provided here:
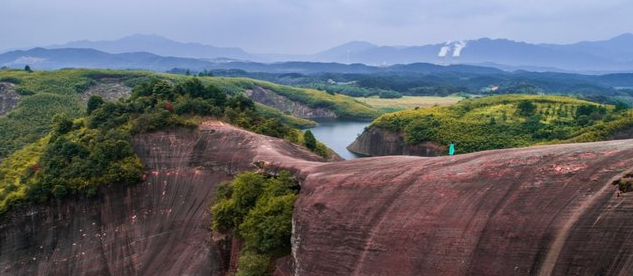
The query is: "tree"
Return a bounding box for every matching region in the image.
[304,130,317,151]
[52,114,73,134]
[517,100,536,116]
[86,95,105,115]
[614,101,629,113]
[24,65,33,73]
[152,80,175,100]
[228,94,255,111]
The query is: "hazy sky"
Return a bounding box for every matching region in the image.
[2,0,632,54]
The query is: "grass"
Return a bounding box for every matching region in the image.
[355,96,463,113]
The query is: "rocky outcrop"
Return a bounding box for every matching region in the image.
[80,78,131,104]
[2,121,633,275]
[0,122,327,276]
[245,86,337,119]
[294,141,633,275]
[347,126,444,156]
[0,82,21,116]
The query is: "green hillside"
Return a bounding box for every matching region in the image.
[371,95,633,154]
[0,68,377,160]
[0,73,338,215]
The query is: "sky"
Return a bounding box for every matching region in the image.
[2,0,633,54]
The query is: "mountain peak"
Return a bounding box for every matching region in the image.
[610,33,633,41]
[118,34,172,43]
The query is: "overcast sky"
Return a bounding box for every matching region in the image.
[2,0,632,54]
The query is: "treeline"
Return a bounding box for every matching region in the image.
[197,69,633,105]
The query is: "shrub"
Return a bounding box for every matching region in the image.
[236,250,270,276]
[304,130,317,151]
[517,100,536,116]
[86,95,105,115]
[211,171,299,275]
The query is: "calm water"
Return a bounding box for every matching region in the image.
[307,119,370,160]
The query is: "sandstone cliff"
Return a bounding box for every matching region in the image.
[347,126,444,156]
[294,140,633,275]
[1,122,633,276]
[0,122,326,276]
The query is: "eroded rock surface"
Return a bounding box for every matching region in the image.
[295,141,633,276]
[1,122,633,276]
[0,82,21,116]
[80,78,132,104]
[0,122,326,276]
[347,126,444,156]
[245,86,337,119]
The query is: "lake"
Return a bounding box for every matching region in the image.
[307,119,370,160]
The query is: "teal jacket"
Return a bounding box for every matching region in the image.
[449,143,455,156]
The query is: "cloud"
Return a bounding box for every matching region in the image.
[1,0,632,54]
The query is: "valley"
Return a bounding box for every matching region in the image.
[5,2,633,275]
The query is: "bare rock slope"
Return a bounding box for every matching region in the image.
[0,82,21,116]
[1,121,633,275]
[245,86,337,119]
[0,122,325,276]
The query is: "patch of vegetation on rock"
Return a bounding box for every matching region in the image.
[211,171,298,276]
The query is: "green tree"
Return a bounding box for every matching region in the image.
[236,251,270,276]
[52,114,73,134]
[86,95,105,115]
[24,65,33,72]
[304,130,317,151]
[517,100,536,116]
[152,80,175,100]
[239,194,296,253]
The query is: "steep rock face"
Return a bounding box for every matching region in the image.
[80,78,131,105]
[347,126,443,156]
[245,86,337,119]
[0,122,326,276]
[294,141,633,275]
[2,121,633,276]
[0,82,21,116]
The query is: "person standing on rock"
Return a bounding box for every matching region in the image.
[449,142,455,156]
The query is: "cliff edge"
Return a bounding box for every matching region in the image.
[346,126,444,157]
[1,121,633,275]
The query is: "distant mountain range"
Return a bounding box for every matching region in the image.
[2,33,633,73]
[48,34,254,61]
[315,34,633,73]
[0,47,506,74]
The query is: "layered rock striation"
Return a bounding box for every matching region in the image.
[0,122,325,276]
[1,121,633,275]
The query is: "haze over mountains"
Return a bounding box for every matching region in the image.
[2,33,633,73]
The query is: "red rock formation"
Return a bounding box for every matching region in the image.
[1,121,633,275]
[347,126,444,157]
[0,122,326,276]
[294,141,633,275]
